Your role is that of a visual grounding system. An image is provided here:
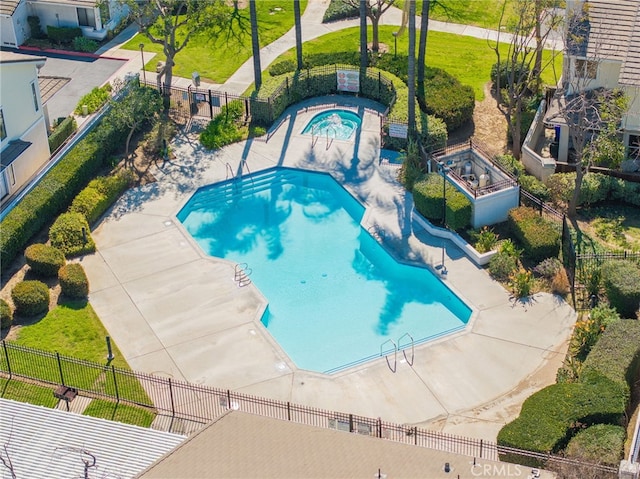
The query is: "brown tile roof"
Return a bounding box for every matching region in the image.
[0,0,21,16]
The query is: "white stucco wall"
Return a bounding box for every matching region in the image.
[468,186,520,228]
[623,85,640,132]
[0,56,51,196]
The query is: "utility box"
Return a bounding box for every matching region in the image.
[192,71,200,87]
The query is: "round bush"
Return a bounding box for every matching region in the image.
[489,251,518,282]
[49,212,96,257]
[601,260,640,318]
[58,263,89,299]
[11,280,50,317]
[423,68,475,132]
[565,424,625,465]
[24,243,65,277]
[0,299,13,329]
[491,61,530,90]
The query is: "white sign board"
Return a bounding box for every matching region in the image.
[388,123,408,139]
[337,70,359,93]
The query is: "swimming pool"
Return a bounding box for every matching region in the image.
[301,109,361,141]
[177,168,471,373]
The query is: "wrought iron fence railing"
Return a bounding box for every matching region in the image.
[0,341,619,474]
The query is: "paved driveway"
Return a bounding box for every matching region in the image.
[20,50,127,121]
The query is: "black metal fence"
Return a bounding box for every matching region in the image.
[0,341,619,474]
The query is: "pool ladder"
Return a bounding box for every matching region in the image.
[380,333,414,373]
[311,124,336,150]
[234,263,252,287]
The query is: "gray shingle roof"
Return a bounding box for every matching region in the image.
[575,0,640,87]
[0,398,186,479]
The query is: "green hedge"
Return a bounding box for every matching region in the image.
[48,116,77,153]
[24,243,66,277]
[69,171,132,225]
[49,212,96,258]
[0,299,13,329]
[507,206,560,263]
[565,424,626,465]
[580,319,640,402]
[601,261,640,319]
[11,280,50,317]
[497,379,626,456]
[0,92,130,267]
[58,263,89,299]
[412,173,471,231]
[75,84,112,115]
[422,67,475,132]
[322,0,357,22]
[200,101,245,150]
[46,25,81,44]
[256,65,447,151]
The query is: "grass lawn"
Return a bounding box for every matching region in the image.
[401,0,520,31]
[122,1,307,84]
[577,204,640,252]
[83,399,156,427]
[14,300,129,367]
[0,378,58,407]
[272,26,563,101]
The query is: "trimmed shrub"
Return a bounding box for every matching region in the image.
[58,263,89,299]
[580,318,640,403]
[322,0,358,22]
[69,171,132,224]
[75,84,112,115]
[11,280,50,317]
[49,212,96,257]
[27,16,45,39]
[24,243,66,277]
[445,187,472,231]
[601,261,640,318]
[0,299,13,329]
[0,94,131,267]
[507,206,560,263]
[73,36,98,53]
[412,172,471,230]
[422,67,475,131]
[48,116,78,153]
[579,173,612,206]
[46,25,82,44]
[565,424,626,465]
[200,101,245,150]
[518,174,550,202]
[494,154,525,178]
[497,379,626,456]
[413,173,446,221]
[269,59,297,76]
[488,251,518,282]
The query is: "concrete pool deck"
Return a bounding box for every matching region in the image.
[82,96,576,441]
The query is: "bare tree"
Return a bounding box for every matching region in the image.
[489,0,563,159]
[122,0,228,93]
[547,3,630,217]
[345,0,396,52]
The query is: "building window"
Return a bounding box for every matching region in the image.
[0,109,6,141]
[77,8,96,28]
[30,81,39,112]
[8,165,16,186]
[575,59,598,79]
[629,134,640,161]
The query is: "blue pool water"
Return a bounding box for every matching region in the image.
[301,109,361,141]
[177,168,471,373]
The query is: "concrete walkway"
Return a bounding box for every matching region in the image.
[83,96,576,441]
[97,0,563,95]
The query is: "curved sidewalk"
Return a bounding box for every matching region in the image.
[83,96,576,441]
